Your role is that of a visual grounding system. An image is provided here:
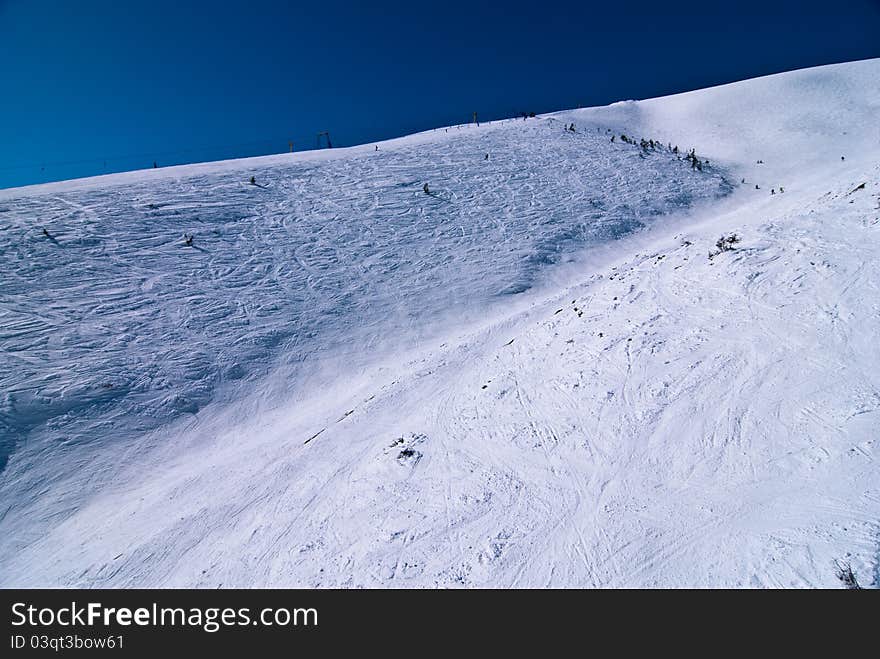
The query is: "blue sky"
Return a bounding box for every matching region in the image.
[1,0,878,188]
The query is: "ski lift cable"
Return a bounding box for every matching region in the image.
[0,134,313,172]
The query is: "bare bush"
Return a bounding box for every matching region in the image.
[716,233,740,252]
[709,233,741,259]
[834,560,861,589]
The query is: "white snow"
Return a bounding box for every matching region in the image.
[1,58,878,588]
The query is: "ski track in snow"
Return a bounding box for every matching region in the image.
[0,121,726,469]
[0,58,879,587]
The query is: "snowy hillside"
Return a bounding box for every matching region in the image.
[1,58,878,587]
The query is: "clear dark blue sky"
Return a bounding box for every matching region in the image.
[1,0,878,188]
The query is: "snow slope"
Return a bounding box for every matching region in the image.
[1,58,879,587]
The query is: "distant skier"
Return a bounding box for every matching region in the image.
[249,176,256,185]
[42,228,51,238]
[153,161,158,168]
[183,233,193,247]
[485,153,489,160]
[423,183,430,194]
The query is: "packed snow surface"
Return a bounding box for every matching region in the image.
[1,58,878,587]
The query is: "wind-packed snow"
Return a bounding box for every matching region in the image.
[1,58,878,588]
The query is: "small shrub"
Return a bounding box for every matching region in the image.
[834,560,861,589]
[716,233,740,252]
[708,233,741,259]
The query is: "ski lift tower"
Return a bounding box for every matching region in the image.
[317,131,333,149]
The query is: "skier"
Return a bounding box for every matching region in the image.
[250,176,256,185]
[183,233,193,247]
[485,153,489,160]
[153,161,158,168]
[423,183,430,194]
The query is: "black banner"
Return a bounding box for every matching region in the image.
[0,588,871,654]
